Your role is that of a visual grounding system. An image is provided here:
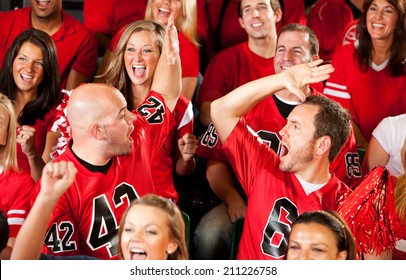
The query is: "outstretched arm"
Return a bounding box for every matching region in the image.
[151,15,181,112]
[10,161,77,260]
[211,60,334,144]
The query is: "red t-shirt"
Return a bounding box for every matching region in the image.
[197,42,275,105]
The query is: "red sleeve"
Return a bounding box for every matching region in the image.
[197,123,228,162]
[70,28,98,78]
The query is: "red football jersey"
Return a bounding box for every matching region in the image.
[0,169,34,238]
[222,119,350,260]
[150,95,194,202]
[323,44,406,141]
[37,91,175,260]
[0,8,98,90]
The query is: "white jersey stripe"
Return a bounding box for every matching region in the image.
[324,88,351,99]
[325,82,347,90]
[177,102,194,130]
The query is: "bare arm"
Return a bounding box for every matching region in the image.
[151,16,181,112]
[175,133,198,176]
[206,160,246,223]
[181,77,198,101]
[352,119,369,150]
[211,60,334,144]
[65,69,92,91]
[10,161,77,260]
[362,135,389,175]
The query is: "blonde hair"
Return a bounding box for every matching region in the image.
[98,20,166,110]
[145,0,199,47]
[0,94,18,172]
[395,141,406,223]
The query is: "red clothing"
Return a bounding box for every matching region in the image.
[323,44,406,141]
[307,0,353,62]
[16,107,60,175]
[223,118,350,260]
[110,30,199,79]
[206,0,306,51]
[36,91,175,260]
[83,0,148,38]
[197,42,275,105]
[0,169,34,238]
[198,89,362,189]
[148,95,194,202]
[0,8,98,90]
[340,19,359,46]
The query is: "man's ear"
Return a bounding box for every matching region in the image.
[274,8,282,24]
[238,17,246,29]
[89,123,105,140]
[316,135,331,157]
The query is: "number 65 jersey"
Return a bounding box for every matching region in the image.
[34,91,175,260]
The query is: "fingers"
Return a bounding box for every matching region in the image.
[16,126,36,142]
[43,161,77,182]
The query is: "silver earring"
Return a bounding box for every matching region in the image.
[167,249,172,254]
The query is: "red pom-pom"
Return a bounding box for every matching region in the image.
[338,166,397,256]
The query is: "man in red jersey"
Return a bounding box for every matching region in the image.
[211,60,351,260]
[32,20,182,260]
[35,83,174,260]
[193,23,361,260]
[0,0,97,90]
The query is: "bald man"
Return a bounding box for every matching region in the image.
[32,83,174,260]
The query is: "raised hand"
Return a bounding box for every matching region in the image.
[16,125,37,157]
[283,59,334,101]
[40,161,77,200]
[164,14,180,66]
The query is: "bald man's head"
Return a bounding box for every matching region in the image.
[67,83,127,131]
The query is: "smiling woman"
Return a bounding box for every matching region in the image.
[286,210,357,260]
[0,28,62,182]
[118,194,188,260]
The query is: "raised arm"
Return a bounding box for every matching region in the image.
[211,60,334,144]
[10,161,77,260]
[151,15,181,112]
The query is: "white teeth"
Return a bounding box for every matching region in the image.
[158,8,171,13]
[252,23,263,28]
[130,248,145,254]
[372,23,384,28]
[132,65,145,69]
[21,74,33,79]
